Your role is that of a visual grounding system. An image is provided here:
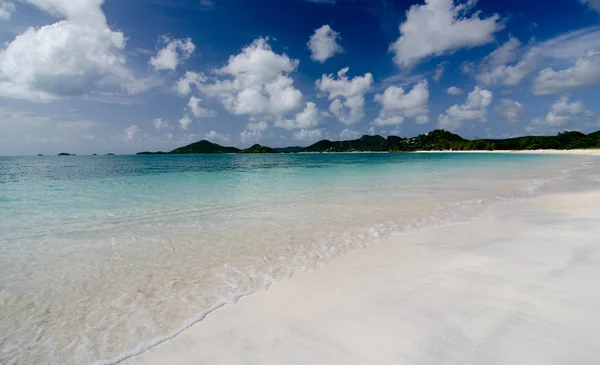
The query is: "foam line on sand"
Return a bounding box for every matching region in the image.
[123,191,600,365]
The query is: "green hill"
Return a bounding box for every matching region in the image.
[242,144,277,153]
[137,129,600,155]
[168,140,241,154]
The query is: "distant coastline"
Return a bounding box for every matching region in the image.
[137,129,600,155]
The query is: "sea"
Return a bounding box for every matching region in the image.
[0,152,593,364]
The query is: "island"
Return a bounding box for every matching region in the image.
[38,154,44,156]
[106,153,115,156]
[58,153,72,156]
[137,130,600,155]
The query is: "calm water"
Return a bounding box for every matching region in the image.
[0,153,588,364]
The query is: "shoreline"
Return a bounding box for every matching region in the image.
[122,179,600,364]
[413,149,600,156]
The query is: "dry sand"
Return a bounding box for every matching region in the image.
[123,189,600,365]
[416,149,600,156]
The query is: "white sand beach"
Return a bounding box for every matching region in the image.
[416,149,600,156]
[123,186,600,365]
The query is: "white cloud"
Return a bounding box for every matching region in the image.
[0,0,142,102]
[275,102,320,130]
[531,94,593,128]
[316,67,373,125]
[437,114,463,131]
[188,96,216,118]
[308,24,343,63]
[437,86,493,130]
[390,0,503,67]
[473,27,600,89]
[153,118,169,130]
[174,71,207,96]
[205,130,231,144]
[123,125,141,141]
[339,128,361,140]
[581,0,600,14]
[246,120,268,132]
[373,80,429,126]
[373,115,405,127]
[533,51,600,95]
[293,128,324,141]
[475,37,540,86]
[0,106,105,154]
[197,38,303,118]
[433,62,447,82]
[495,99,524,123]
[0,1,15,20]
[240,119,268,144]
[416,115,430,124]
[240,130,263,145]
[179,114,192,130]
[447,86,463,95]
[150,36,195,71]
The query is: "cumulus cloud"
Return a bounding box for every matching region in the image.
[239,130,263,145]
[205,130,231,144]
[153,118,169,130]
[316,67,373,125]
[123,125,141,141]
[308,24,343,63]
[0,1,15,20]
[390,0,503,68]
[372,115,405,127]
[495,99,524,123]
[293,128,324,141]
[533,51,600,95]
[195,38,303,118]
[373,80,429,126]
[437,86,493,130]
[530,95,593,128]
[150,36,195,71]
[179,114,192,130]
[275,102,320,130]
[240,119,268,144]
[339,128,361,140]
[447,86,463,95]
[174,71,207,96]
[0,0,143,102]
[246,119,268,132]
[188,96,216,118]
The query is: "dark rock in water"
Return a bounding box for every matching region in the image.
[92,154,97,156]
[38,154,44,156]
[58,153,72,156]
[106,153,115,156]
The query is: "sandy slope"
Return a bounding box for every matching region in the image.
[123,191,600,365]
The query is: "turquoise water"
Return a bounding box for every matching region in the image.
[0,153,586,364]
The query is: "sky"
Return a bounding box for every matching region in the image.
[1,0,600,155]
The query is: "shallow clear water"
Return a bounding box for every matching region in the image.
[0,153,588,364]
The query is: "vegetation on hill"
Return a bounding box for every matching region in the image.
[242,144,277,153]
[136,129,600,155]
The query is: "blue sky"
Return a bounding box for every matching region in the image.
[1,0,599,154]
